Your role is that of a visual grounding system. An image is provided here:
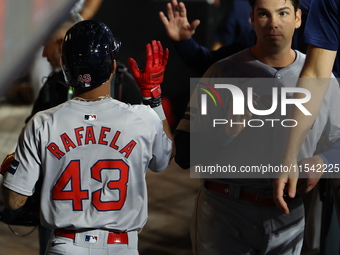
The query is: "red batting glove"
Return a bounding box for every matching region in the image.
[0,152,15,176]
[128,40,169,98]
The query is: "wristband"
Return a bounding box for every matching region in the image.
[142,96,166,120]
[151,105,166,120]
[142,96,162,108]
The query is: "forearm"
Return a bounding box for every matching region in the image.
[162,119,175,160]
[128,40,174,157]
[282,46,337,161]
[0,153,28,210]
[302,46,337,79]
[173,39,245,75]
[173,39,215,75]
[1,184,28,211]
[147,102,175,159]
[283,80,328,160]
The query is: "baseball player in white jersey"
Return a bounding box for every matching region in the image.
[1,20,173,255]
[175,0,340,254]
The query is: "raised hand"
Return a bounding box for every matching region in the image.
[159,0,200,42]
[273,158,299,215]
[128,40,169,98]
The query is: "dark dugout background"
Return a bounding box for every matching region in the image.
[93,0,229,130]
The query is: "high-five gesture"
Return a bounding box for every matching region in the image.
[128,40,169,98]
[159,0,200,42]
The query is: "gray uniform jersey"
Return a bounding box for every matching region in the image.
[4,98,172,231]
[191,49,340,192]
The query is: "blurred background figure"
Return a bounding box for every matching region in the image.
[210,0,254,51]
[29,0,103,102]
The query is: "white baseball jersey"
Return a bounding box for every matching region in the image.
[190,49,340,191]
[3,98,172,231]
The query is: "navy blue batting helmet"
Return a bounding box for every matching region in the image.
[61,20,121,88]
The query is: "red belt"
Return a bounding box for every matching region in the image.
[55,229,128,244]
[204,181,292,207]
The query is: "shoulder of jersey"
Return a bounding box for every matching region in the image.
[30,103,66,122]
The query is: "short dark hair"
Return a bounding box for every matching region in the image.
[248,0,300,12]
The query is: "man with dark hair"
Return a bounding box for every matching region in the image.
[248,0,300,11]
[184,0,340,254]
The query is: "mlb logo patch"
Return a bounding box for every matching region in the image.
[84,115,97,121]
[8,159,20,175]
[85,235,98,243]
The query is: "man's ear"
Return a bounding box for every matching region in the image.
[250,11,254,28]
[295,8,302,29]
[57,38,64,54]
[57,38,64,45]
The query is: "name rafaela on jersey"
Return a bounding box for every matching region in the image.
[46,126,137,159]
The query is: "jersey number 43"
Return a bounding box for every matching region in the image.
[52,159,129,211]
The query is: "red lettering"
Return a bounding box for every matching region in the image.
[110,131,121,150]
[85,126,96,144]
[99,127,111,145]
[119,140,137,158]
[52,160,89,211]
[77,74,91,83]
[61,133,76,152]
[75,127,84,146]
[47,143,65,159]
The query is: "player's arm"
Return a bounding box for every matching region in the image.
[283,47,336,153]
[274,46,337,214]
[1,185,28,211]
[0,152,28,211]
[159,0,215,75]
[128,40,175,159]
